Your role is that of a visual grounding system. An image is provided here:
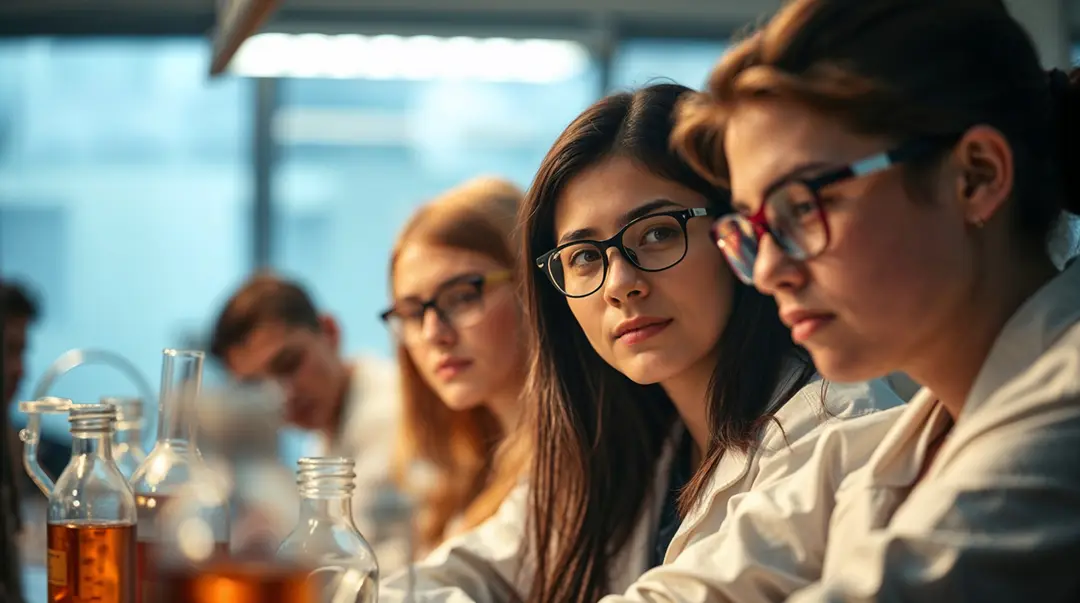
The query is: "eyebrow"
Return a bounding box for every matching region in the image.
[556,199,683,245]
[395,272,480,303]
[731,161,831,213]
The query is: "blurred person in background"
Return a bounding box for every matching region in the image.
[1,282,31,602]
[2,281,37,410]
[379,177,530,560]
[2,283,67,510]
[209,274,400,547]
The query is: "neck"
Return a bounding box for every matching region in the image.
[114,426,142,446]
[157,396,194,443]
[299,495,353,523]
[661,354,714,466]
[486,378,524,435]
[906,252,1057,419]
[72,433,112,459]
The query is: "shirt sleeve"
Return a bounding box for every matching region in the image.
[598,387,906,603]
[787,354,1080,603]
[379,483,531,603]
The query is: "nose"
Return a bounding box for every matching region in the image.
[602,247,649,305]
[419,307,456,346]
[753,234,806,296]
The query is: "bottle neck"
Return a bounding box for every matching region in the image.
[156,394,195,444]
[299,494,353,524]
[71,431,114,459]
[114,425,143,446]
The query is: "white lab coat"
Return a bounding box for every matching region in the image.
[787,258,1080,602]
[380,374,909,602]
[321,356,404,566]
[603,259,1080,603]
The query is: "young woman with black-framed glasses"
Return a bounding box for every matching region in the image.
[380,83,909,603]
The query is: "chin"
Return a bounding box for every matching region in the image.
[805,346,886,384]
[612,353,684,386]
[437,388,486,413]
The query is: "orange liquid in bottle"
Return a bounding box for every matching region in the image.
[47,522,137,603]
[158,561,316,603]
[134,493,228,603]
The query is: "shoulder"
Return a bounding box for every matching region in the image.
[764,378,908,451]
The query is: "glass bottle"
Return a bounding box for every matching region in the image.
[154,379,311,603]
[106,396,148,480]
[128,350,229,603]
[277,457,379,603]
[47,402,137,603]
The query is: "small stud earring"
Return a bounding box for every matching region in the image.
[971,218,986,229]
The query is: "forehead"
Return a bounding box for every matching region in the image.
[724,99,885,209]
[553,155,703,237]
[393,243,503,298]
[225,321,307,377]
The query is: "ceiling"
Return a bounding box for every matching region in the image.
[0,0,1076,56]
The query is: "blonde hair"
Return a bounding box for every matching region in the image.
[389,176,528,554]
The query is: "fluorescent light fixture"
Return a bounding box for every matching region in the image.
[229,32,591,83]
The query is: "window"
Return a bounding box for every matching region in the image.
[0,38,253,440]
[262,34,601,359]
[610,38,728,92]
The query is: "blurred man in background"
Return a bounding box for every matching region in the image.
[2,281,43,602]
[2,282,36,407]
[209,273,400,541]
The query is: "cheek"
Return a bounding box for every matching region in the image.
[672,247,734,344]
[818,189,969,339]
[565,298,610,359]
[462,302,525,381]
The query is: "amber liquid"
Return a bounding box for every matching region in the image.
[158,562,317,603]
[134,493,228,603]
[47,522,137,603]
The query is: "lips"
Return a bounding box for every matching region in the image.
[780,308,836,344]
[435,358,472,380]
[613,316,674,346]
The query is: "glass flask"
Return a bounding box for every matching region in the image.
[155,380,313,603]
[277,457,379,603]
[106,396,148,480]
[46,402,138,603]
[128,350,229,602]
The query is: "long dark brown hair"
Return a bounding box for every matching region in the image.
[518,83,815,603]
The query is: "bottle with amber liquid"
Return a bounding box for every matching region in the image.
[154,380,311,603]
[47,402,138,603]
[128,350,229,602]
[277,457,379,603]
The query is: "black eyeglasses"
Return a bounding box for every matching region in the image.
[380,271,512,342]
[712,137,952,284]
[536,207,717,298]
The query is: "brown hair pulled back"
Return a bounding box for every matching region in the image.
[674,0,1080,255]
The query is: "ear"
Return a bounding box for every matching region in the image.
[318,314,341,351]
[952,125,1014,227]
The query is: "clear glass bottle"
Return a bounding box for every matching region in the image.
[277,457,379,603]
[154,379,310,603]
[106,396,148,480]
[128,350,229,603]
[47,402,137,603]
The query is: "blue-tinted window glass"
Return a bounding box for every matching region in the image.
[269,37,600,363]
[0,38,252,441]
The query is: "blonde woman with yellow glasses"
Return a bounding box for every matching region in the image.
[379,177,529,559]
